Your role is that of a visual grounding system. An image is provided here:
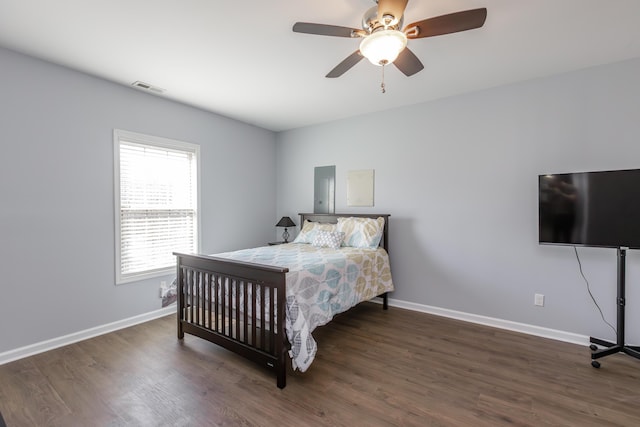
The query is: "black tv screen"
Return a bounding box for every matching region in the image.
[539,169,640,249]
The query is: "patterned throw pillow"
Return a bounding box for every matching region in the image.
[312,230,345,249]
[336,217,384,248]
[293,220,337,244]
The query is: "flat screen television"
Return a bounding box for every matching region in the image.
[538,169,640,249]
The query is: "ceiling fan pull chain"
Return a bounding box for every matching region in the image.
[381,64,386,94]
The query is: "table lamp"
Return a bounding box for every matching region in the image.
[275,216,296,243]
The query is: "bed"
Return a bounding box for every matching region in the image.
[174,213,393,388]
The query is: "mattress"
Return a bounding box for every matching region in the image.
[214,242,394,371]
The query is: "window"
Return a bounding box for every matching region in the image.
[114,129,200,284]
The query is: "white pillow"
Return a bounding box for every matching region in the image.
[293,220,337,244]
[312,230,345,249]
[336,217,384,248]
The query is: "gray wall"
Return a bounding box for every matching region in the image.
[0,47,277,353]
[277,57,640,344]
[3,42,639,356]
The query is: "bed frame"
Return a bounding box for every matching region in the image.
[174,213,390,388]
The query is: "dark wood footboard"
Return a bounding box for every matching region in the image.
[174,252,289,388]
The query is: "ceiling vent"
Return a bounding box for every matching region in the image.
[131,81,165,94]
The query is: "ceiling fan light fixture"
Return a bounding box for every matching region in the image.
[359,29,407,66]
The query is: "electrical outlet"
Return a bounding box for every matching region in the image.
[534,293,545,307]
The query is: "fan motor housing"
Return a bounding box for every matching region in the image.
[362,6,403,33]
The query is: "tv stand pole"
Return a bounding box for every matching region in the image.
[589,247,640,367]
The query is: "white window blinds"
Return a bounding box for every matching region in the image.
[114,130,199,284]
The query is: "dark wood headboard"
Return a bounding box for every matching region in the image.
[298,213,390,252]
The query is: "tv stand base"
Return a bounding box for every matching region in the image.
[588,248,640,368]
[589,336,640,368]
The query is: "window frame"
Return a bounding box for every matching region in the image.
[113,129,201,285]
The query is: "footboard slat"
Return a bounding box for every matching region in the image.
[207,273,212,330]
[251,282,257,347]
[235,280,241,341]
[260,285,266,352]
[269,288,276,355]
[175,252,289,389]
[195,271,201,326]
[243,281,249,344]
[222,276,227,334]
[214,273,220,333]
[189,270,195,325]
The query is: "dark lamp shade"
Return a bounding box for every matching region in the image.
[276,216,296,228]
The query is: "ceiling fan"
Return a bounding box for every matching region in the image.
[293,0,487,80]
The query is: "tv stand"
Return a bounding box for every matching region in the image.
[589,247,640,367]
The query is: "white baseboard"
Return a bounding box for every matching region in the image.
[0,305,175,366]
[374,297,589,346]
[2,297,590,367]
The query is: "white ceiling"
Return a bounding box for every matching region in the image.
[1,0,640,132]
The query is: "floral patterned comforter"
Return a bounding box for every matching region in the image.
[214,242,394,372]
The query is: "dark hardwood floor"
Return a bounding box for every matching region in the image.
[1,303,639,426]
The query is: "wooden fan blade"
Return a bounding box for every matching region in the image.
[393,48,424,77]
[404,8,487,39]
[293,22,364,38]
[377,0,409,25]
[326,51,364,78]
